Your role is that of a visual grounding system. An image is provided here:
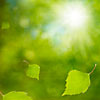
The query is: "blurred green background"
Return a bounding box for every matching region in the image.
[0,0,100,100]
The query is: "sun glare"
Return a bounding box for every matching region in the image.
[58,3,89,29]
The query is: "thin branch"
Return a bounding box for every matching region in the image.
[89,64,97,75]
[0,91,3,96]
[23,60,29,65]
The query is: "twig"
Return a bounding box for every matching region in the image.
[23,60,29,65]
[0,91,3,96]
[89,64,97,75]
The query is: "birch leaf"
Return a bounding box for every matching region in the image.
[26,64,40,80]
[62,70,90,96]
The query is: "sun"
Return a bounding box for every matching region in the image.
[58,3,89,29]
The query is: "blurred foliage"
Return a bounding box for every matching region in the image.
[0,0,100,100]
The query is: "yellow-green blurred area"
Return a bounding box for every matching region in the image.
[0,0,100,100]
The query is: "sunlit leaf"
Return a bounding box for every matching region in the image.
[26,64,40,80]
[62,70,90,96]
[3,91,32,100]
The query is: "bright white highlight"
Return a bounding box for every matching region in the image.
[66,7,86,27]
[44,3,92,53]
[59,3,89,29]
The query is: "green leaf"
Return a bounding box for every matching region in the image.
[3,91,32,100]
[62,70,90,96]
[1,22,10,29]
[26,64,40,80]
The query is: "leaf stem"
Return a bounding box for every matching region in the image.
[0,91,3,96]
[89,64,97,75]
[23,60,29,65]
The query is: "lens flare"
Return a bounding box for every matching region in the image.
[58,3,90,29]
[43,2,92,53]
